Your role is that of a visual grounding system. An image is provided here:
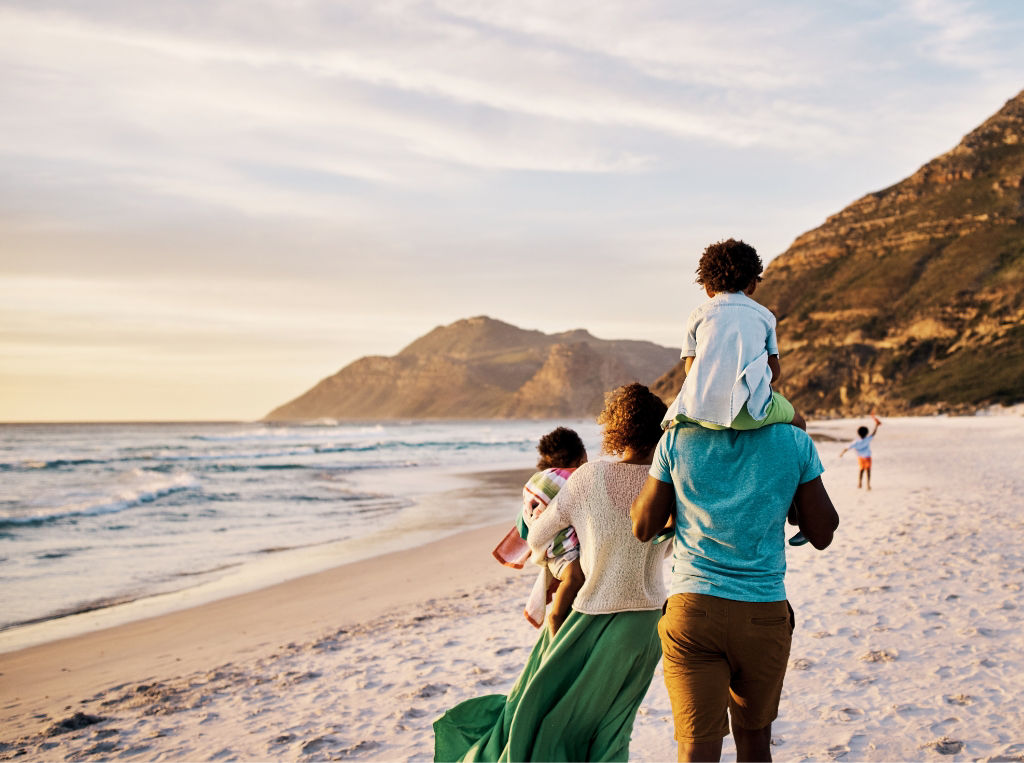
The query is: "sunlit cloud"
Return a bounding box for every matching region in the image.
[1,0,1023,420]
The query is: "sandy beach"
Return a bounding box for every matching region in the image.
[2,414,1023,761]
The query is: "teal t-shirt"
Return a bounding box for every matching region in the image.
[650,423,824,602]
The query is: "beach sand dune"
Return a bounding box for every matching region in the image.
[1,416,1022,761]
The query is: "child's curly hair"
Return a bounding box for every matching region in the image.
[597,383,667,457]
[536,427,587,470]
[695,238,763,294]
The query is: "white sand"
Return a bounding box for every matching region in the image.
[1,415,1022,762]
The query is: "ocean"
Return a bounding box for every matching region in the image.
[0,419,601,649]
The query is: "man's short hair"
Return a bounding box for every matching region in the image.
[696,238,763,293]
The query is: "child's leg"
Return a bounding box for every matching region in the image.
[548,559,585,637]
[729,391,805,430]
[857,468,864,488]
[865,466,871,490]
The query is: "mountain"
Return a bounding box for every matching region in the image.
[265,316,679,421]
[654,90,1024,415]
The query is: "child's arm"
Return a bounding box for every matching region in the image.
[838,446,848,457]
[684,356,695,375]
[767,354,781,383]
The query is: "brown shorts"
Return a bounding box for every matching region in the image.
[658,593,794,743]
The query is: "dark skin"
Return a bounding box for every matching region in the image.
[544,452,588,637]
[631,473,838,762]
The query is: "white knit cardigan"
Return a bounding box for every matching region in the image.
[527,460,669,614]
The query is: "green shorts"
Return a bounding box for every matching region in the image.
[666,391,795,431]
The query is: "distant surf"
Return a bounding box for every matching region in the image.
[0,419,600,640]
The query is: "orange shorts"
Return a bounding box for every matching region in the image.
[658,594,794,742]
[858,456,872,470]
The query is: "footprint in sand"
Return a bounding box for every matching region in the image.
[338,740,380,759]
[944,694,972,706]
[789,658,814,671]
[834,707,864,723]
[920,737,964,755]
[826,744,849,759]
[300,736,335,755]
[860,649,898,663]
[417,683,451,698]
[848,673,876,687]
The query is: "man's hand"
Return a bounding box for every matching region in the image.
[793,476,839,549]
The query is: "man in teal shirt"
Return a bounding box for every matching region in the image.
[632,423,839,762]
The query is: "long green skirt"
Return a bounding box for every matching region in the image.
[433,609,662,762]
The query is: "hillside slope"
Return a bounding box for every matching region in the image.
[266,316,678,421]
[655,90,1024,415]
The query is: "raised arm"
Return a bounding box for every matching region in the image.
[631,476,676,542]
[793,476,839,549]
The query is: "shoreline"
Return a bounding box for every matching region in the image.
[0,516,524,741]
[0,466,534,655]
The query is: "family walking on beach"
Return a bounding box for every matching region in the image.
[434,239,841,762]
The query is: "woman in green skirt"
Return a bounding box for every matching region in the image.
[435,383,670,762]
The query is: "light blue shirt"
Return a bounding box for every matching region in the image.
[650,423,824,602]
[668,292,779,427]
[847,435,874,458]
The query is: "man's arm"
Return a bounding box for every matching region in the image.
[683,356,695,376]
[793,476,839,549]
[767,354,781,383]
[631,476,676,542]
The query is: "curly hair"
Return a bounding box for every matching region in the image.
[695,238,763,294]
[597,383,667,457]
[536,426,587,470]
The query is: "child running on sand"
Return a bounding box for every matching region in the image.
[662,238,809,544]
[840,416,882,489]
[492,427,587,635]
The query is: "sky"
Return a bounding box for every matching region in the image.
[2,0,1023,422]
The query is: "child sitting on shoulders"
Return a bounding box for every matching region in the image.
[663,238,808,544]
[663,237,806,432]
[493,427,587,635]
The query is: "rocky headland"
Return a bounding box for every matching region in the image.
[265,317,678,421]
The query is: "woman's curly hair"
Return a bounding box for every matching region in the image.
[536,426,587,470]
[695,238,763,294]
[597,383,667,457]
